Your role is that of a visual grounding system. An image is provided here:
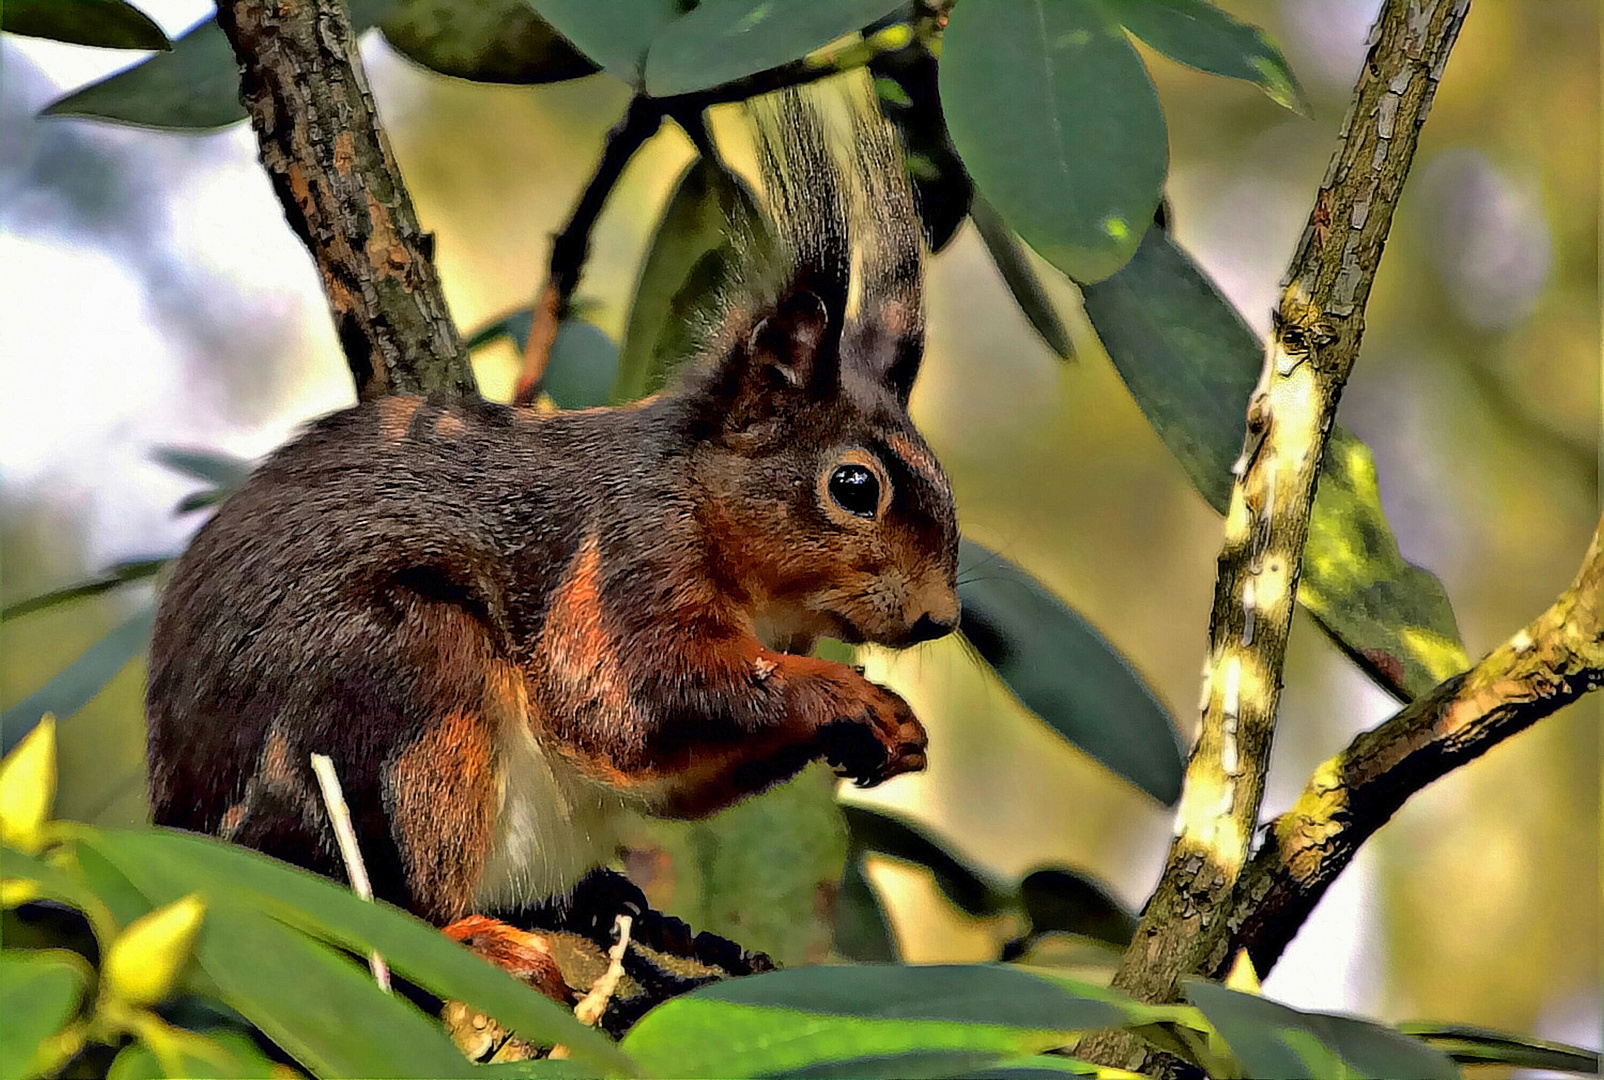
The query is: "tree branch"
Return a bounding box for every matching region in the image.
[1080,0,1471,1069]
[1210,514,1604,980]
[215,0,476,400]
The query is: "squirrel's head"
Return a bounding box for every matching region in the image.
[677,92,959,653]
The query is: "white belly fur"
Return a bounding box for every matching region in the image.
[473,716,624,911]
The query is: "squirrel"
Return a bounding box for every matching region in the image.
[144,94,959,983]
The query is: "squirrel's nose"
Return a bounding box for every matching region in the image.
[907,613,957,644]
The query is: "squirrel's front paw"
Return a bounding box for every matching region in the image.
[818,685,928,787]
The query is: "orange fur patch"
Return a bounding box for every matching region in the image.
[434,410,465,438]
[886,433,944,488]
[540,534,633,726]
[391,711,495,921]
[379,396,424,444]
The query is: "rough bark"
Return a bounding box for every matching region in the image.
[1079,1,1472,1070]
[215,0,476,400]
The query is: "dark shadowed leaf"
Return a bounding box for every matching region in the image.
[1186,981,1459,1080]
[643,0,903,98]
[380,0,598,84]
[941,0,1165,283]
[614,156,762,403]
[0,951,87,1080]
[1,558,169,622]
[528,0,683,82]
[2,0,170,50]
[870,41,971,252]
[545,320,619,409]
[80,828,634,1075]
[833,855,898,962]
[623,964,1132,1079]
[1105,0,1307,114]
[958,540,1183,804]
[41,15,246,129]
[1397,1023,1601,1075]
[1303,431,1469,697]
[841,805,1011,918]
[1080,227,1468,700]
[1017,868,1135,948]
[969,197,1074,360]
[2,602,156,754]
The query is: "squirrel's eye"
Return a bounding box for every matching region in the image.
[828,464,879,518]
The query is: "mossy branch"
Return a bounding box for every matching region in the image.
[1079,0,1472,1070]
[215,0,477,400]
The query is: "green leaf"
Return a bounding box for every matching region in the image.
[527,0,683,83]
[958,540,1183,805]
[41,15,245,129]
[2,602,156,755]
[1016,868,1135,949]
[2,0,170,50]
[1,558,169,622]
[465,309,535,353]
[623,964,1131,1079]
[153,447,255,492]
[841,805,1011,918]
[1397,1023,1601,1075]
[642,0,903,98]
[0,951,87,1080]
[79,828,636,1076]
[969,196,1074,360]
[941,0,1166,283]
[614,156,762,404]
[1185,981,1459,1080]
[833,854,898,962]
[545,320,620,410]
[381,0,598,83]
[1101,0,1308,115]
[1080,227,1468,700]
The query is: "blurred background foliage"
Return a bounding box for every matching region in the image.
[0,0,1596,1054]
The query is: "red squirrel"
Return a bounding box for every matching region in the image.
[145,96,958,962]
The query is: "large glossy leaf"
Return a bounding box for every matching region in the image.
[1397,1023,1601,1075]
[941,0,1165,284]
[0,951,87,1080]
[614,156,761,404]
[1103,0,1307,114]
[642,0,903,98]
[841,805,1010,918]
[969,196,1074,360]
[1,558,169,622]
[2,602,156,754]
[42,15,246,129]
[1080,227,1469,699]
[2,0,170,51]
[381,0,598,84]
[527,0,682,83]
[1186,981,1458,1080]
[958,540,1183,805]
[80,828,636,1075]
[1302,431,1469,697]
[623,964,1132,1079]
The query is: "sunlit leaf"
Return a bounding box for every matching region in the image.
[0,951,88,1080]
[614,156,762,404]
[2,0,170,51]
[643,0,903,98]
[1185,980,1459,1080]
[841,804,1011,918]
[1104,0,1308,115]
[381,0,598,84]
[1,603,156,755]
[941,0,1165,283]
[959,540,1183,804]
[528,0,682,82]
[1,558,169,622]
[1397,1023,1601,1075]
[969,196,1075,360]
[1080,227,1468,700]
[623,964,1133,1079]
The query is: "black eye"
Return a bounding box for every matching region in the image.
[828,464,880,518]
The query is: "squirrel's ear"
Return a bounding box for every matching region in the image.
[716,288,840,435]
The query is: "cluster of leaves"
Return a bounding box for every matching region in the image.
[14,723,1578,1080]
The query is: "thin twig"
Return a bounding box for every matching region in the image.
[573,914,634,1027]
[1079,1,1471,1070]
[1210,515,1604,980]
[310,752,392,992]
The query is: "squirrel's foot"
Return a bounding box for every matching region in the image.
[818,685,928,787]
